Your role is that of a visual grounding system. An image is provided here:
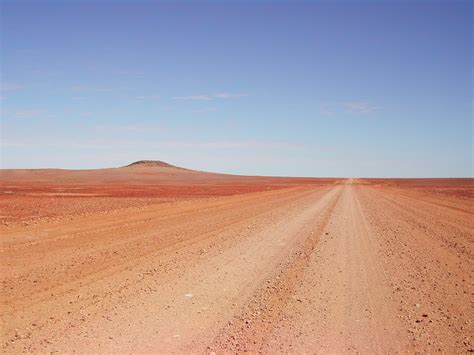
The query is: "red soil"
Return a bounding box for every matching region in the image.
[0,163,338,224]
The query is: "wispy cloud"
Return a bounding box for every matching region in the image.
[0,83,24,92]
[190,107,218,113]
[92,123,163,133]
[173,92,248,101]
[343,101,379,114]
[319,101,380,117]
[213,92,248,99]
[172,95,213,101]
[14,109,45,118]
[2,138,301,151]
[71,84,112,93]
[136,95,160,100]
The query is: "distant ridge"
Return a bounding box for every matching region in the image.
[124,160,178,168]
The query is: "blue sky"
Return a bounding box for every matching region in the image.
[1,0,472,177]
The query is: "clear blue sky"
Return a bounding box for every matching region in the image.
[1,0,472,177]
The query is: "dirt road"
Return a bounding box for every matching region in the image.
[1,181,472,352]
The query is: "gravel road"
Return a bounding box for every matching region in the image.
[1,180,472,352]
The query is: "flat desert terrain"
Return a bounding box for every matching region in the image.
[1,161,472,353]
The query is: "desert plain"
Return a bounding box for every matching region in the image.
[0,161,472,353]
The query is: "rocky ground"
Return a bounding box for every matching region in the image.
[1,165,472,352]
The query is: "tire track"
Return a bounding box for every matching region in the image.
[355,184,473,352]
[363,186,473,260]
[210,185,342,352]
[258,183,409,353]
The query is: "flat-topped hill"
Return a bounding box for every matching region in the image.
[124,160,178,168]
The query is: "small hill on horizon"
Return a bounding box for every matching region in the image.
[124,160,178,169]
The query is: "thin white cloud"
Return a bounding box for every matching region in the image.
[14,109,45,118]
[0,83,24,92]
[71,84,112,93]
[172,92,248,101]
[2,138,302,151]
[343,101,379,114]
[213,92,248,99]
[92,123,163,133]
[172,95,213,101]
[136,95,160,100]
[190,107,218,113]
[319,101,380,117]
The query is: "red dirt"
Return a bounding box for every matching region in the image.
[0,163,472,353]
[0,163,335,225]
[362,178,474,199]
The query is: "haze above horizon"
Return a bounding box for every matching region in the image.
[1,0,472,178]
